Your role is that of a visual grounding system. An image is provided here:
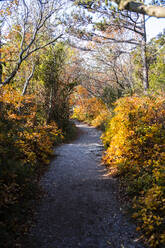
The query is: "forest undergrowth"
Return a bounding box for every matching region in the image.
[0,85,77,248]
[1,1,165,247]
[72,88,165,248]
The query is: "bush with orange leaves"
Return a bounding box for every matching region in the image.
[102,95,165,247]
[71,86,110,130]
[0,86,63,247]
[0,85,63,166]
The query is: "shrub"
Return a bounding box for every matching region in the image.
[0,86,63,247]
[102,95,165,247]
[72,93,110,130]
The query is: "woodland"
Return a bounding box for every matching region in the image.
[0,0,164,247]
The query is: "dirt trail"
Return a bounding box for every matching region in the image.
[23,122,145,248]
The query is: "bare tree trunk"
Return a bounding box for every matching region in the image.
[128,55,134,90]
[141,14,149,91]
[22,63,36,96]
[1,0,63,86]
[117,0,165,18]
[47,86,53,123]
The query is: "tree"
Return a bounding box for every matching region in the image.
[0,0,63,86]
[113,0,165,18]
[67,1,150,90]
[36,43,79,129]
[75,0,165,18]
[75,41,133,106]
[132,30,165,91]
[0,0,18,84]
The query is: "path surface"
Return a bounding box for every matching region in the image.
[23,122,145,248]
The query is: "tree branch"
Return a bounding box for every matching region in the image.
[116,0,165,18]
[2,34,63,86]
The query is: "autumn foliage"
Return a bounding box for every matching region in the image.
[71,85,165,247]
[0,86,63,246]
[102,95,165,247]
[71,86,110,129]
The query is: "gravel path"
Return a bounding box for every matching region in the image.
[23,122,145,248]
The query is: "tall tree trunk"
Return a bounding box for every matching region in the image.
[22,63,36,96]
[128,55,134,90]
[47,86,53,123]
[141,14,149,91]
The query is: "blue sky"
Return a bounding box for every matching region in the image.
[146,17,165,40]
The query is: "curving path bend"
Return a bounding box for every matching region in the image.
[23,122,145,248]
